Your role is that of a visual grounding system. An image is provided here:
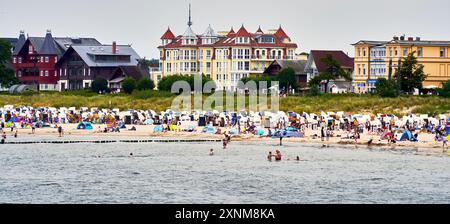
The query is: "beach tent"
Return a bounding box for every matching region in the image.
[381,131,394,140]
[143,119,154,125]
[77,122,93,130]
[202,126,216,134]
[153,125,163,133]
[397,130,413,141]
[256,128,265,136]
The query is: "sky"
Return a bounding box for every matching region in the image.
[1,0,450,59]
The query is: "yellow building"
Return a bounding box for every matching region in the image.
[353,36,450,93]
[157,10,298,91]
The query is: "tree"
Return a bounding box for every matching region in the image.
[277,67,298,92]
[122,77,136,94]
[307,54,352,93]
[394,52,427,93]
[136,77,155,90]
[91,77,109,93]
[375,78,399,97]
[0,40,18,88]
[437,80,450,97]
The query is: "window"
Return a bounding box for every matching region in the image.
[18,57,22,63]
[45,70,49,76]
[44,56,49,63]
[358,65,361,75]
[394,48,398,56]
[206,50,211,59]
[440,48,445,58]
[403,48,407,56]
[40,56,44,62]
[167,63,172,72]
[417,47,423,57]
[206,62,211,73]
[358,48,361,57]
[40,70,43,76]
[389,48,392,57]
[13,57,16,63]
[363,48,366,57]
[29,45,33,54]
[55,56,58,63]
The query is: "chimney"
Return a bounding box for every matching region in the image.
[408,37,414,41]
[400,35,405,41]
[112,41,117,54]
[393,36,399,41]
[416,37,421,41]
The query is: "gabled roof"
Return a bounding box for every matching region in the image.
[202,25,217,37]
[39,31,59,55]
[235,25,252,37]
[182,26,197,39]
[255,26,264,34]
[274,26,289,39]
[12,32,25,55]
[310,50,354,72]
[60,45,142,67]
[226,27,235,38]
[265,60,307,74]
[161,27,175,40]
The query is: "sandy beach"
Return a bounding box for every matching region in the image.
[5,123,448,155]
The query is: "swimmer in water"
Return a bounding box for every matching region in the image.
[267,151,273,161]
[129,153,134,157]
[296,156,300,161]
[274,150,282,161]
[209,149,214,156]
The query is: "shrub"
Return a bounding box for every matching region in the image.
[437,80,450,97]
[136,77,155,90]
[122,77,136,94]
[375,78,400,97]
[91,77,109,93]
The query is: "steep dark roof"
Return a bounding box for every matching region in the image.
[39,32,60,55]
[119,65,149,80]
[265,60,307,75]
[310,50,354,72]
[12,32,26,55]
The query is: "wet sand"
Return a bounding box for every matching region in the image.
[5,123,448,154]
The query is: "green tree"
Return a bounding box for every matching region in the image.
[394,52,427,93]
[307,54,352,93]
[0,40,18,88]
[277,67,298,91]
[437,80,450,97]
[122,77,136,94]
[375,78,400,97]
[91,77,109,93]
[136,77,155,90]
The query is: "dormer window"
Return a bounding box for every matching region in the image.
[258,37,274,43]
[236,37,249,44]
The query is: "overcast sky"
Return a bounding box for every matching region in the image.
[1,0,450,59]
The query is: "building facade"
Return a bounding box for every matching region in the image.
[56,42,149,92]
[304,50,354,93]
[157,9,298,91]
[353,36,450,93]
[11,30,100,91]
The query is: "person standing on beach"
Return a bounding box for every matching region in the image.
[31,123,36,134]
[58,125,64,137]
[1,132,6,144]
[14,129,18,138]
[321,127,325,141]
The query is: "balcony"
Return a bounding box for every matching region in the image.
[16,62,36,68]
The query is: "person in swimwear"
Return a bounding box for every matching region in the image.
[210,148,214,156]
[267,151,273,161]
[274,150,282,161]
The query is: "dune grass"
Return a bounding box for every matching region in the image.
[0,91,449,116]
